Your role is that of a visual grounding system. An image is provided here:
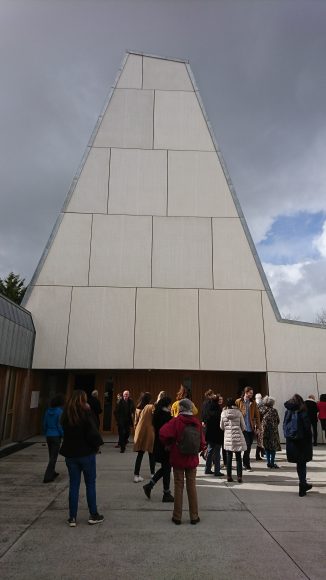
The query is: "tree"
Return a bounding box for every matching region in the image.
[281,312,301,321]
[315,308,326,327]
[0,272,26,305]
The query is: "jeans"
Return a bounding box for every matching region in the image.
[296,461,307,485]
[134,451,155,476]
[243,431,254,467]
[205,443,221,474]
[173,467,198,521]
[65,454,97,519]
[43,436,61,482]
[152,459,171,492]
[265,449,276,466]
[226,450,242,477]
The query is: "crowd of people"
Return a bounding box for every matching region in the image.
[42,385,326,526]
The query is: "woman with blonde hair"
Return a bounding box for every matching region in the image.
[133,392,155,482]
[60,390,104,526]
[171,385,198,417]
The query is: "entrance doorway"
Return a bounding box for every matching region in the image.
[0,369,17,446]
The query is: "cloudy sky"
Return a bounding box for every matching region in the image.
[1,0,325,322]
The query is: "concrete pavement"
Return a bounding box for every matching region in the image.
[0,438,325,580]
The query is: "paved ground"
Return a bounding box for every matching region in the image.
[0,437,325,580]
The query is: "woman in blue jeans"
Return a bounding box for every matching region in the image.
[60,390,104,526]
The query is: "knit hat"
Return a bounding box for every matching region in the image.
[178,398,193,415]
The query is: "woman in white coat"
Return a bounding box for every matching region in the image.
[220,398,247,483]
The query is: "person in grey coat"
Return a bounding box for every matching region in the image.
[220,398,247,483]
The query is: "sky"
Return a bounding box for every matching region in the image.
[0,0,326,322]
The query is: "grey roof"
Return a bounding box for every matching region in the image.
[0,294,35,368]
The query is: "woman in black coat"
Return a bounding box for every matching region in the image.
[204,395,224,476]
[60,390,104,525]
[142,396,174,502]
[283,394,313,497]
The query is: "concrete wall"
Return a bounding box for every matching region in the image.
[24,53,326,382]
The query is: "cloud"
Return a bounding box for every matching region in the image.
[313,220,326,257]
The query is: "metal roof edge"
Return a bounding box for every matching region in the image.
[127,50,189,64]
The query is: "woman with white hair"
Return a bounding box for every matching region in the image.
[261,396,281,469]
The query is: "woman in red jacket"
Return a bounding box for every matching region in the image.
[159,398,205,525]
[317,394,326,438]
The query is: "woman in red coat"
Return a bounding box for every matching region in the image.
[159,398,205,525]
[317,394,326,438]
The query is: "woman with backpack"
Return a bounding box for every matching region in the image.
[159,398,205,525]
[283,394,313,497]
[133,392,155,483]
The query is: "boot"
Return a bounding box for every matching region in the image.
[143,481,154,499]
[299,484,306,497]
[303,483,312,493]
[162,491,174,502]
[256,447,263,461]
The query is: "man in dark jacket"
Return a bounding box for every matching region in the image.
[305,395,318,446]
[283,394,313,497]
[203,396,224,476]
[114,390,135,453]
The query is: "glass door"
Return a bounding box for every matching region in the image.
[1,369,17,446]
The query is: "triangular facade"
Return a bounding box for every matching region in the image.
[24,52,326,413]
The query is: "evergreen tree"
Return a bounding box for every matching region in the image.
[0,272,26,304]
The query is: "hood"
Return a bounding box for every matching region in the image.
[222,407,241,419]
[284,401,299,411]
[177,414,198,426]
[46,407,61,415]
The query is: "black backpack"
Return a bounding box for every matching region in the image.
[283,411,304,440]
[177,424,201,455]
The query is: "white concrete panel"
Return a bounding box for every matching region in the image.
[66,287,135,369]
[134,288,199,369]
[267,372,319,442]
[168,151,237,217]
[108,149,167,215]
[116,54,142,89]
[154,91,214,151]
[89,214,152,287]
[317,373,326,393]
[152,217,212,288]
[37,213,92,286]
[213,219,264,290]
[93,89,154,149]
[66,148,110,213]
[199,290,266,371]
[143,57,193,91]
[25,286,71,369]
[263,293,326,372]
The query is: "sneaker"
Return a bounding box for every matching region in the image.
[162,492,174,502]
[271,464,280,469]
[143,483,153,499]
[243,466,252,472]
[133,475,144,483]
[67,517,76,527]
[88,513,104,525]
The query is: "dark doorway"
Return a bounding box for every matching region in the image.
[103,378,114,431]
[74,374,96,398]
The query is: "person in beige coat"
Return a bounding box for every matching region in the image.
[220,398,247,483]
[133,392,155,482]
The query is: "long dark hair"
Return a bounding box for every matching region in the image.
[288,393,306,412]
[61,390,88,426]
[136,392,152,410]
[225,397,236,409]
